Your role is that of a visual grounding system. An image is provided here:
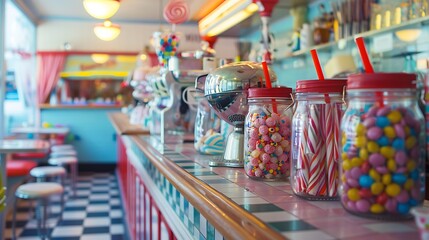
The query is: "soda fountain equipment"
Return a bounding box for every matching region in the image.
[150,55,207,143]
[197,61,277,167]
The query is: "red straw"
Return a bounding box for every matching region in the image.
[261,61,277,113]
[310,49,325,80]
[261,61,272,88]
[355,37,374,73]
[355,37,383,106]
[310,49,330,103]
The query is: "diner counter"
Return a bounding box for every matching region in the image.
[39,103,122,109]
[111,117,422,240]
[108,112,149,135]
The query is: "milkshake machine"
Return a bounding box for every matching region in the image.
[150,56,207,143]
[197,61,277,167]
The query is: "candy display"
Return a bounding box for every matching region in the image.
[340,73,425,219]
[156,33,180,67]
[244,87,293,181]
[163,0,190,25]
[194,94,224,155]
[291,80,347,200]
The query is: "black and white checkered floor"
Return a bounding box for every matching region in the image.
[4,172,127,240]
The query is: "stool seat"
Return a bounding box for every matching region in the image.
[51,145,74,152]
[48,157,78,165]
[11,152,47,159]
[7,160,38,177]
[30,166,66,178]
[50,150,77,158]
[16,182,63,199]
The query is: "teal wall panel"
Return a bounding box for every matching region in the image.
[41,108,120,164]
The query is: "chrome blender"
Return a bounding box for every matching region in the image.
[197,61,277,167]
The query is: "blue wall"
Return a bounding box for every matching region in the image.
[41,108,120,164]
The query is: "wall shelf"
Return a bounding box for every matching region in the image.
[283,15,429,60]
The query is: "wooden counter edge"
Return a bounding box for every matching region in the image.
[108,112,150,135]
[40,104,122,109]
[131,136,286,240]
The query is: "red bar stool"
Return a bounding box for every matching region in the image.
[6,160,38,177]
[10,152,48,161]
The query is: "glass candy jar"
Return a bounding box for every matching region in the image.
[244,87,293,181]
[340,73,425,219]
[291,80,347,200]
[194,94,224,155]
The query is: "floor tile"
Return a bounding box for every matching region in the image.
[51,226,84,237]
[83,217,111,227]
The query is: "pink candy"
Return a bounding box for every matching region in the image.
[245,110,292,180]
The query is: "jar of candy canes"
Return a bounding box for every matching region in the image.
[244,87,293,181]
[340,73,425,219]
[194,94,224,155]
[291,80,347,200]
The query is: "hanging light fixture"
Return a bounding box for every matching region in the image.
[94,20,121,41]
[83,0,120,19]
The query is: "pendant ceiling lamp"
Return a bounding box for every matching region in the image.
[94,20,121,41]
[83,0,120,19]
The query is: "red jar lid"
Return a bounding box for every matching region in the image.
[248,86,292,98]
[347,73,416,89]
[296,79,347,93]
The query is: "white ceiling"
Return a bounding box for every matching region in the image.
[15,0,210,25]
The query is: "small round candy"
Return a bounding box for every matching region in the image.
[382,174,392,185]
[385,199,397,213]
[366,127,383,140]
[394,124,405,138]
[259,125,269,135]
[394,151,407,165]
[347,188,361,201]
[265,117,276,127]
[356,199,371,212]
[376,136,389,147]
[367,141,380,153]
[359,175,374,188]
[350,167,363,179]
[392,138,405,150]
[369,169,381,181]
[376,117,390,128]
[370,203,384,214]
[397,203,410,214]
[377,193,388,205]
[386,183,401,197]
[380,146,395,159]
[359,189,373,198]
[392,173,407,185]
[371,182,384,195]
[368,153,385,167]
[384,126,396,139]
[271,132,282,143]
[387,110,402,124]
[396,190,409,203]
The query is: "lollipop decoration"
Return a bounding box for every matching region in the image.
[163,0,190,26]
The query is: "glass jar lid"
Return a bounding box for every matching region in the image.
[248,86,292,99]
[347,73,416,89]
[296,79,347,93]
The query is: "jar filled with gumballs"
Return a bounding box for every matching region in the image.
[244,87,293,181]
[340,73,425,219]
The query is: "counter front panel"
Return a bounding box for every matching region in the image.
[119,134,421,240]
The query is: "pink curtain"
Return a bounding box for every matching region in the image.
[37,52,67,104]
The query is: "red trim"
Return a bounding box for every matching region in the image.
[37,50,139,56]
